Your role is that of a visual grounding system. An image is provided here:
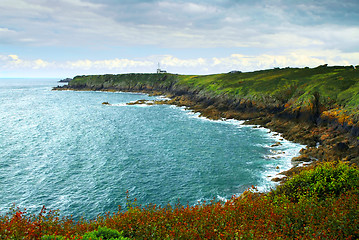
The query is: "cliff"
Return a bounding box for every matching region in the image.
[54,65,359,171]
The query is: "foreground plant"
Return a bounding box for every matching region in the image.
[42,226,129,240]
[271,161,359,202]
[1,162,358,239]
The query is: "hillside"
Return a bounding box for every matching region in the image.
[64,65,359,133]
[54,65,359,170]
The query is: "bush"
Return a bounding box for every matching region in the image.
[271,162,359,202]
[41,227,129,240]
[42,235,66,240]
[82,226,129,240]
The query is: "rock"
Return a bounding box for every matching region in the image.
[271,177,283,182]
[291,154,312,167]
[271,142,282,147]
[127,99,148,105]
[292,154,312,162]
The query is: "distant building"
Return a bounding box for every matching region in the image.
[157,63,167,73]
[229,70,241,74]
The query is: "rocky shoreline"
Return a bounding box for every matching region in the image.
[54,84,359,182]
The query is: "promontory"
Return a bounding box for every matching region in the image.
[54,65,359,178]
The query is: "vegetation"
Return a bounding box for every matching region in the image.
[41,227,129,240]
[1,162,358,239]
[271,162,359,202]
[67,65,359,128]
[17,66,357,238]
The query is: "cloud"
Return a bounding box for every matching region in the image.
[0,28,15,33]
[1,50,358,77]
[206,52,346,72]
[0,54,52,70]
[157,1,218,14]
[0,0,358,53]
[158,55,207,67]
[0,0,358,77]
[155,51,359,74]
[65,58,153,70]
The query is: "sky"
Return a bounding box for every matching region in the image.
[0,0,359,78]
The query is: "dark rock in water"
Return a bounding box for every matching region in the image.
[127,99,148,105]
[271,142,282,147]
[102,102,110,105]
[335,142,349,152]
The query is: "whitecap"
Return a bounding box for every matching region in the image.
[109,103,128,107]
[217,195,228,202]
[156,95,171,101]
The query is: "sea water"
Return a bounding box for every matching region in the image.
[0,78,304,219]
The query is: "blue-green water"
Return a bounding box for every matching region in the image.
[0,78,303,219]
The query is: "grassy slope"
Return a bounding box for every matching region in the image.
[70,65,359,126]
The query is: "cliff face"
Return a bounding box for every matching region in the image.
[54,66,359,170]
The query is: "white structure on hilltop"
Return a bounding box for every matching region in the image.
[157,62,167,73]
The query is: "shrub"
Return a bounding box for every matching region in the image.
[82,226,129,240]
[271,162,359,202]
[42,235,66,240]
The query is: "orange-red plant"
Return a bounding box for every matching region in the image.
[0,191,358,239]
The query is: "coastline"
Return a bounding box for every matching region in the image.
[52,67,359,184]
[161,102,305,191]
[54,85,343,183]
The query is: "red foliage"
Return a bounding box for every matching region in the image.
[1,192,358,239]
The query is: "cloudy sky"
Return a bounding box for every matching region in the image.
[1,0,359,78]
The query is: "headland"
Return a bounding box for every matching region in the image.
[54,65,359,180]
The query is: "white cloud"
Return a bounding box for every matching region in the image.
[65,58,153,70]
[1,50,358,77]
[159,55,207,67]
[33,59,50,69]
[0,54,51,70]
[156,51,359,74]
[157,1,218,14]
[0,28,14,33]
[61,0,103,8]
[144,51,359,74]
[0,0,358,54]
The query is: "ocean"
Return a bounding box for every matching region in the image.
[0,78,303,219]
